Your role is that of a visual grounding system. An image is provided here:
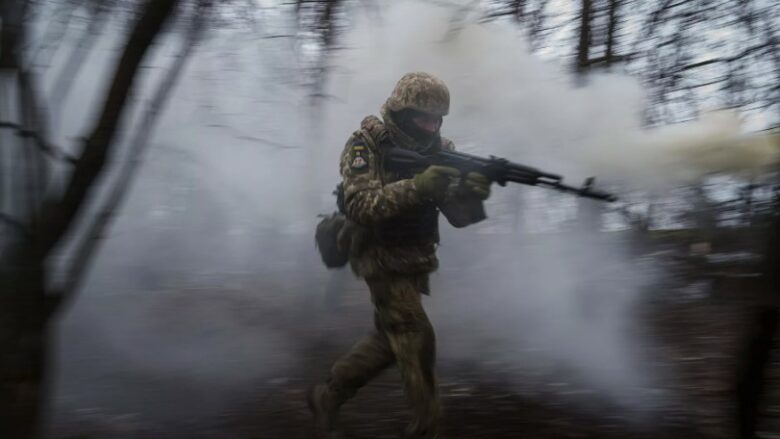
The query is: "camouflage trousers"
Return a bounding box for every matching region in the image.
[326,273,441,437]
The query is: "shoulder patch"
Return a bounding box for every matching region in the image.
[349,141,370,173]
[351,155,368,169]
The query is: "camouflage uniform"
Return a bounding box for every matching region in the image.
[312,73,474,439]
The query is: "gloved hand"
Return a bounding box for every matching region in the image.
[465,172,491,200]
[413,165,460,201]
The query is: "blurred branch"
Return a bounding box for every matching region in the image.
[0,0,30,69]
[0,0,177,435]
[642,0,693,39]
[659,4,722,23]
[49,1,112,116]
[263,34,295,39]
[513,0,527,21]
[0,121,77,163]
[442,0,480,41]
[35,0,180,259]
[29,0,87,69]
[479,9,515,21]
[684,77,728,90]
[580,53,634,68]
[676,43,773,72]
[575,0,593,74]
[56,0,210,310]
[17,67,53,225]
[308,91,344,102]
[0,213,30,236]
[605,0,620,64]
[319,0,340,49]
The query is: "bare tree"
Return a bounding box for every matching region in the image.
[294,0,346,103]
[575,0,593,74]
[483,0,778,129]
[62,0,210,306]
[48,0,113,117]
[0,0,181,436]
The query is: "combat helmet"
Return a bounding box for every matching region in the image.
[385,72,450,117]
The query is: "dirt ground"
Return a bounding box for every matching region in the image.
[45,236,777,439]
[224,298,749,439]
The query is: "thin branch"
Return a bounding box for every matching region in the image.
[56,0,210,309]
[480,9,515,21]
[441,0,481,42]
[49,2,111,116]
[36,0,180,258]
[0,121,77,163]
[0,213,30,237]
[660,5,722,24]
[605,0,620,64]
[684,77,728,90]
[28,0,87,70]
[19,63,82,228]
[575,0,593,74]
[263,34,295,39]
[676,43,773,73]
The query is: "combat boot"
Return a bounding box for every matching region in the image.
[307,383,343,438]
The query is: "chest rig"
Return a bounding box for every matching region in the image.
[357,115,440,245]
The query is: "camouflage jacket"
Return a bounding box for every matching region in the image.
[339,112,456,278]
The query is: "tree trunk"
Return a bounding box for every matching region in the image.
[0,252,48,439]
[605,0,620,65]
[576,0,593,74]
[513,0,527,22]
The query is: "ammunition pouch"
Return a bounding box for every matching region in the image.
[439,192,486,228]
[315,212,351,268]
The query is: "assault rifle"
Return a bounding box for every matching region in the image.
[384,146,618,202]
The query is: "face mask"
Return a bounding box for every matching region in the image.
[411,113,442,133]
[393,109,443,143]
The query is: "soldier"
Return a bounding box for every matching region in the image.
[308,72,491,438]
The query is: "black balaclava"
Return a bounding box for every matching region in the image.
[391,108,442,146]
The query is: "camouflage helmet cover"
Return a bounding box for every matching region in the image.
[385,72,450,116]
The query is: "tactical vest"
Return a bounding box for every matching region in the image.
[356,116,440,247]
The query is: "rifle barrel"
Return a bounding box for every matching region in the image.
[539,180,617,202]
[385,146,618,202]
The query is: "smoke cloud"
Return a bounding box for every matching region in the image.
[316,0,668,412]
[48,0,777,434]
[580,110,780,185]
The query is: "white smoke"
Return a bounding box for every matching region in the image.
[581,110,780,185]
[47,0,779,431]
[315,0,669,412]
[317,2,779,191]
[317,2,648,188]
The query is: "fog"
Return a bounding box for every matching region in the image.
[44,0,772,435]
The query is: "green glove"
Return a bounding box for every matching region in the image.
[414,165,460,201]
[465,172,491,200]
